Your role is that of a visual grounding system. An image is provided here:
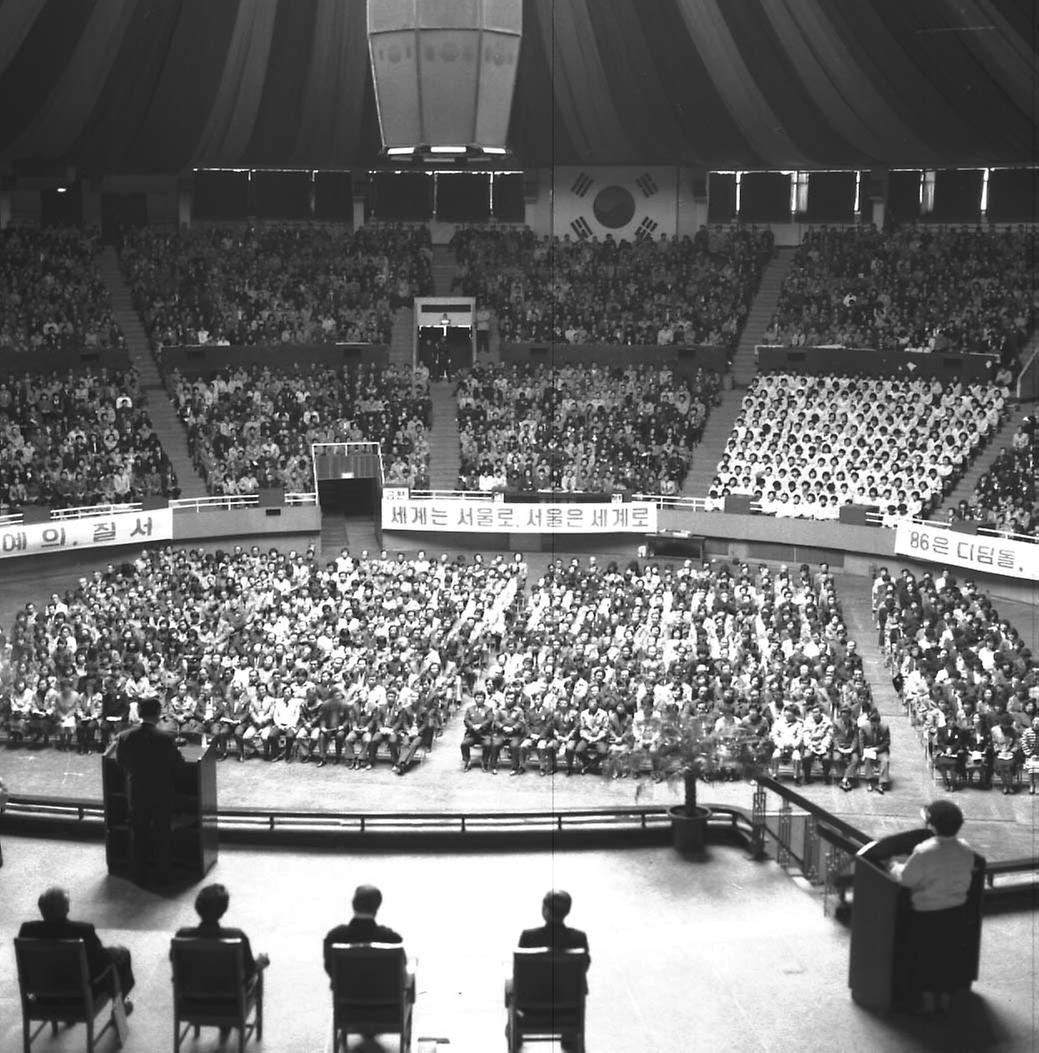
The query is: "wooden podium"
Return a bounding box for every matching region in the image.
[848,850,985,1011]
[102,740,218,883]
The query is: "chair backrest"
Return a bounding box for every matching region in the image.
[329,943,406,1008]
[15,939,93,1011]
[170,938,247,1013]
[512,948,588,1011]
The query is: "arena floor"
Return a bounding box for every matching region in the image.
[2,534,1037,864]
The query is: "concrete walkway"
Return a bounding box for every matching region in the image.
[97,246,207,499]
[682,249,796,498]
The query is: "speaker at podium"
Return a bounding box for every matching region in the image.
[102,739,218,886]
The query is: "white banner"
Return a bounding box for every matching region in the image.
[0,508,173,560]
[383,498,658,534]
[893,520,1038,581]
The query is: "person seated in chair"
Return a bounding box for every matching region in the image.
[323,884,412,983]
[19,886,135,1014]
[519,889,590,978]
[513,889,590,1051]
[858,709,892,794]
[174,883,269,981]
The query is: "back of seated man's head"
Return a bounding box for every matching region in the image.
[542,889,572,924]
[137,696,161,723]
[38,886,70,922]
[352,884,383,918]
[195,883,230,925]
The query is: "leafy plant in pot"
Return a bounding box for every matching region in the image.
[605,709,767,858]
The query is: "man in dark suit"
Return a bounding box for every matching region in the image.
[19,887,135,1013]
[513,890,590,1052]
[174,883,269,980]
[323,883,415,1011]
[116,695,186,886]
[323,884,404,977]
[518,889,591,970]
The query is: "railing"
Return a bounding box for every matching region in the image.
[169,495,259,511]
[48,502,143,521]
[748,774,869,918]
[284,492,317,506]
[0,512,23,527]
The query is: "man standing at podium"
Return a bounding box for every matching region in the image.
[116,696,186,887]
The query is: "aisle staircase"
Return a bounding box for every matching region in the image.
[98,246,207,499]
[840,577,925,792]
[426,380,461,490]
[431,244,458,295]
[936,411,1028,517]
[389,307,414,368]
[680,248,796,497]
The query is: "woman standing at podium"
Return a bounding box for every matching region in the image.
[888,800,975,1016]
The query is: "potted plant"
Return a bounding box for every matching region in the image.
[606,708,766,858]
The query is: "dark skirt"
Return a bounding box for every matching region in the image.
[907,905,969,994]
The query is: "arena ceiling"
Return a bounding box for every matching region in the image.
[0,0,1033,173]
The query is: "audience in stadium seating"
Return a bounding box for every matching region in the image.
[765,225,1035,358]
[0,545,518,768]
[120,223,433,351]
[0,368,179,511]
[451,225,772,348]
[2,552,878,793]
[167,364,431,495]
[947,415,1037,537]
[455,363,719,493]
[878,565,1038,793]
[0,227,123,355]
[709,372,1009,520]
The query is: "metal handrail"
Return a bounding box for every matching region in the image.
[48,502,143,521]
[169,495,259,511]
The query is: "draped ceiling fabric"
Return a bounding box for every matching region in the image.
[0,0,1033,172]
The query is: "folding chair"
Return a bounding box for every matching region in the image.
[329,942,414,1052]
[170,937,263,1053]
[505,948,588,1053]
[15,937,128,1052]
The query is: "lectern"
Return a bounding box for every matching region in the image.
[102,741,218,882]
[848,845,984,1011]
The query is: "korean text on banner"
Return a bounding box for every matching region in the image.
[893,520,1038,581]
[382,498,658,534]
[0,509,174,560]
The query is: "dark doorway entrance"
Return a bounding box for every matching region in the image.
[317,478,377,517]
[100,193,148,244]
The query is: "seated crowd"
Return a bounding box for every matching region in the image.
[0,226,123,354]
[947,414,1037,537]
[120,223,434,350]
[764,225,1035,358]
[454,558,883,790]
[455,363,719,493]
[709,371,1009,520]
[0,545,520,775]
[877,566,1039,795]
[0,368,179,511]
[168,363,431,494]
[451,225,773,347]
[0,549,894,793]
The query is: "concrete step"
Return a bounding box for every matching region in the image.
[431,245,458,296]
[98,245,209,499]
[389,307,414,368]
[678,251,797,499]
[937,411,1028,515]
[427,380,460,490]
